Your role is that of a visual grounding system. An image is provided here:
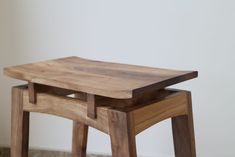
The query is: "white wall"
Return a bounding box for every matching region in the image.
[0,0,19,147]
[1,0,235,157]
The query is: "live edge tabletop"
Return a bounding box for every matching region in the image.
[3,56,198,99]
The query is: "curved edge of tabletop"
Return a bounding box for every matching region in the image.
[3,66,198,99]
[132,70,198,97]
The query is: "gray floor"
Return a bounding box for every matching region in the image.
[0,148,110,157]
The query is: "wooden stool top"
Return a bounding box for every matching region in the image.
[4,56,197,99]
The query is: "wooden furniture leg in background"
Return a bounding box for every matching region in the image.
[72,121,89,157]
[11,87,30,157]
[108,110,137,157]
[172,92,196,157]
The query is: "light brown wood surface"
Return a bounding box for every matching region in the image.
[132,91,188,135]
[87,94,96,119]
[172,92,196,157]
[72,94,89,157]
[11,85,196,157]
[4,56,197,99]
[7,57,198,157]
[72,121,88,157]
[108,111,137,157]
[11,87,30,157]
[22,89,110,134]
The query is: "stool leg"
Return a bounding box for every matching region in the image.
[172,93,196,157]
[72,121,89,157]
[108,111,137,157]
[11,87,30,157]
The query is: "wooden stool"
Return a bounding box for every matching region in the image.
[4,56,198,157]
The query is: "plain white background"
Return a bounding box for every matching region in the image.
[1,0,235,157]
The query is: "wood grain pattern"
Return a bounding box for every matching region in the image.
[108,111,137,157]
[4,56,198,99]
[72,121,88,157]
[21,87,110,134]
[87,94,97,119]
[28,82,36,104]
[132,91,188,135]
[10,85,196,157]
[172,92,196,157]
[72,93,89,157]
[11,87,30,157]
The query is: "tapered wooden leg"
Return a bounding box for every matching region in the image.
[11,87,30,157]
[172,92,196,157]
[72,121,89,157]
[108,110,137,157]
